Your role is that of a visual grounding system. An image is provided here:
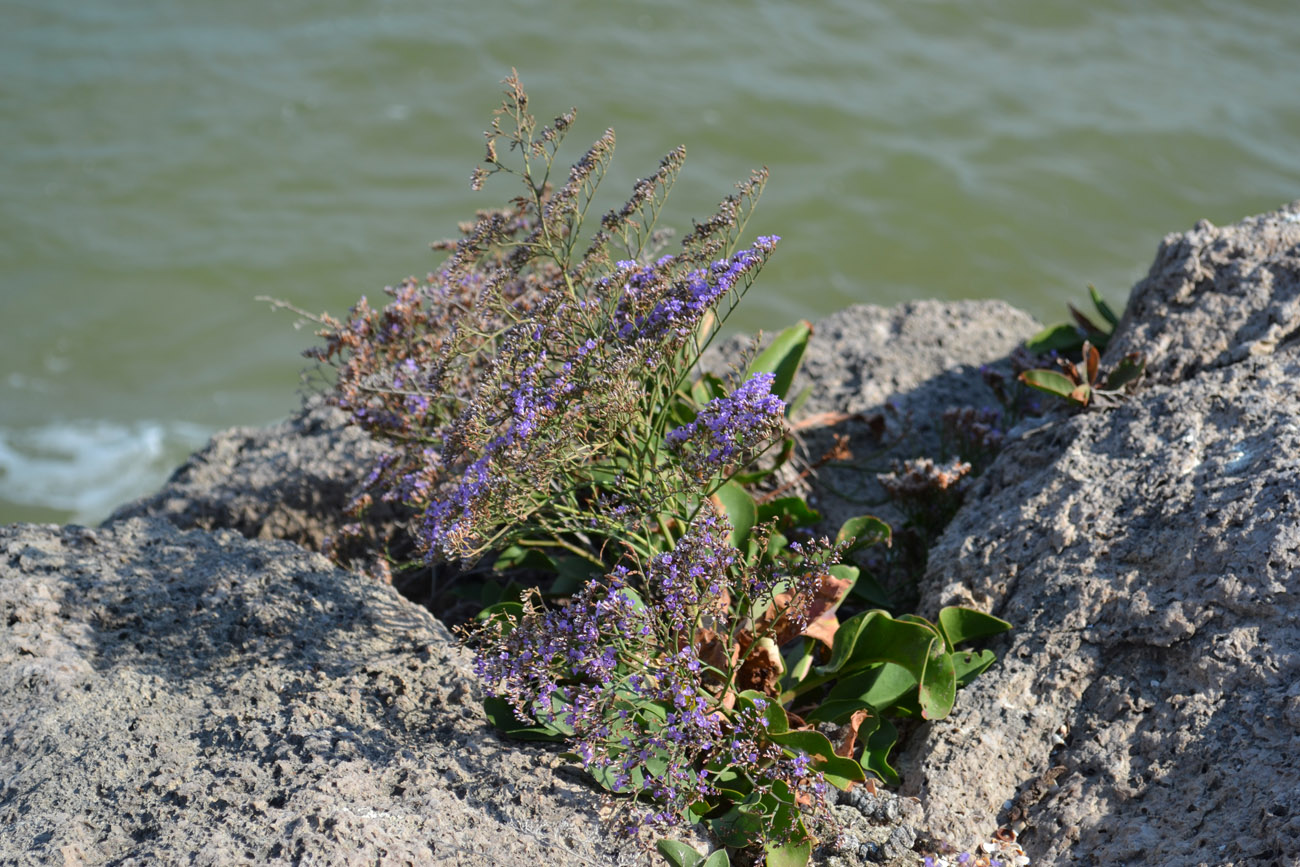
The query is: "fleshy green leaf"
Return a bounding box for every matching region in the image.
[824,662,918,713]
[481,697,566,741]
[703,851,731,867]
[737,690,789,734]
[492,545,554,572]
[785,385,812,420]
[746,320,812,403]
[474,600,524,625]
[549,555,599,597]
[1019,368,1080,399]
[804,698,874,725]
[1089,284,1120,327]
[847,572,893,609]
[917,639,957,720]
[768,730,866,789]
[953,648,999,686]
[936,607,1012,651]
[1068,302,1105,338]
[756,496,821,529]
[1023,322,1084,355]
[708,801,769,848]
[816,610,939,681]
[863,717,900,785]
[764,838,812,867]
[691,372,730,408]
[835,515,891,553]
[1103,352,1145,391]
[713,482,757,547]
[656,840,707,867]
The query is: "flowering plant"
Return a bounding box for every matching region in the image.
[304,73,1010,864]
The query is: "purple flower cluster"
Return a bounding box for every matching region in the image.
[609,237,779,347]
[666,371,786,481]
[422,347,588,559]
[470,508,835,840]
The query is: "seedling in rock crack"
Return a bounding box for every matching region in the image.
[1023,284,1122,355]
[1019,340,1144,407]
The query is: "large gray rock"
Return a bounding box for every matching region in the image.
[18,199,1300,866]
[108,398,388,555]
[0,519,938,865]
[903,202,1300,865]
[0,518,645,866]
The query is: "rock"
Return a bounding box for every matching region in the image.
[1,518,661,866]
[901,202,1300,865]
[108,397,389,556]
[714,299,1042,551]
[14,202,1300,865]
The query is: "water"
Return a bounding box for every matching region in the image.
[3,0,1298,525]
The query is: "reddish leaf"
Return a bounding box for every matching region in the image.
[1084,341,1100,385]
[834,708,873,760]
[762,573,854,648]
[735,637,784,697]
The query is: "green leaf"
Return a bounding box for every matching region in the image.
[548,555,599,597]
[1089,284,1120,327]
[1023,322,1084,355]
[816,610,939,681]
[708,802,769,849]
[691,372,729,408]
[1068,302,1106,339]
[480,697,566,741]
[781,637,818,690]
[804,698,873,725]
[492,545,555,572]
[746,320,812,403]
[835,515,891,553]
[756,496,821,529]
[736,690,789,734]
[785,385,812,420]
[847,571,893,609]
[474,600,524,625]
[863,717,900,785]
[713,482,757,547]
[1019,367,1079,398]
[731,435,795,486]
[917,639,957,720]
[953,648,999,686]
[765,838,812,867]
[825,563,859,606]
[768,730,866,789]
[936,607,1012,651]
[703,852,732,867]
[656,840,707,867]
[1103,352,1145,391]
[824,662,918,713]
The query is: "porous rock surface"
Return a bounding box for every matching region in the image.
[8,203,1300,866]
[0,518,649,866]
[3,302,1042,867]
[901,203,1300,865]
[714,299,1042,537]
[108,397,388,555]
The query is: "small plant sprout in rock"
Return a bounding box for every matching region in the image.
[302,72,1011,866]
[1022,284,1122,356]
[1018,340,1145,408]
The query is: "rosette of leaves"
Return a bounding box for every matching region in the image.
[1023,284,1122,355]
[1019,340,1145,408]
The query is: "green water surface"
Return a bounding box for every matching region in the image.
[2,0,1298,523]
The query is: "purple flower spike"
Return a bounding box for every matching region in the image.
[666,372,786,480]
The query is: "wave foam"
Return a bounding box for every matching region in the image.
[0,420,212,524]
